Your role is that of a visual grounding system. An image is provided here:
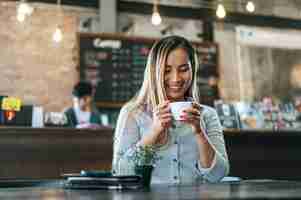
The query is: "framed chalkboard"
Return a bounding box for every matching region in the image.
[78,33,219,108]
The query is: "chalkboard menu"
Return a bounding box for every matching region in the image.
[79,33,219,108]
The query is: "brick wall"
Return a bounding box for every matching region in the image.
[0,2,78,112]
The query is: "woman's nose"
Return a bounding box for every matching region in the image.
[170,70,180,81]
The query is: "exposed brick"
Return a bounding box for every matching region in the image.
[0,2,78,112]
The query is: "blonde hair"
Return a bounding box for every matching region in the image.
[128,35,200,111]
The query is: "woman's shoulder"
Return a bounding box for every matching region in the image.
[119,102,147,120]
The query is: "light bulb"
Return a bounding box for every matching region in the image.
[216,4,226,19]
[16,1,33,22]
[246,1,255,13]
[151,11,162,26]
[53,27,63,43]
[17,2,33,16]
[17,13,25,22]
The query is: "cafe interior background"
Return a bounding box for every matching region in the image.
[2,0,301,129]
[2,0,301,181]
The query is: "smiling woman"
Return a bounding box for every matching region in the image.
[112,35,229,185]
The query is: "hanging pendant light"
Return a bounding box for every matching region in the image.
[216,3,226,19]
[53,0,63,43]
[17,12,26,22]
[53,25,63,43]
[16,0,33,22]
[151,0,162,26]
[246,1,255,13]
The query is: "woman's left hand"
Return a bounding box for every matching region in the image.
[179,102,203,135]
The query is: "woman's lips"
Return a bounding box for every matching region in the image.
[167,85,183,91]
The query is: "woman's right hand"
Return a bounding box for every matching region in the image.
[139,101,172,147]
[152,101,173,137]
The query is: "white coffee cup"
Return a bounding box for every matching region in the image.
[169,101,192,120]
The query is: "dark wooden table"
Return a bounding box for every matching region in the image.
[0,180,300,199]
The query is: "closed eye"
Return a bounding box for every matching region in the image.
[165,64,190,73]
[165,66,171,73]
[178,64,190,72]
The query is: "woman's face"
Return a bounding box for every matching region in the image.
[164,48,192,102]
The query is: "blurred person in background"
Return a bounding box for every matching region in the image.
[63,81,103,129]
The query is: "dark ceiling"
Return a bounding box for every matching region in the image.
[30,0,99,8]
[17,0,214,9]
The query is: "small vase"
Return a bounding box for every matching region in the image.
[134,165,154,187]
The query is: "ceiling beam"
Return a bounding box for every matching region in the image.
[26,0,99,8]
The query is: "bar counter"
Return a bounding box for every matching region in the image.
[0,127,301,180]
[0,126,113,179]
[0,179,301,199]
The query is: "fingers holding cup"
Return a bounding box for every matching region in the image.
[153,101,172,130]
[178,102,204,134]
